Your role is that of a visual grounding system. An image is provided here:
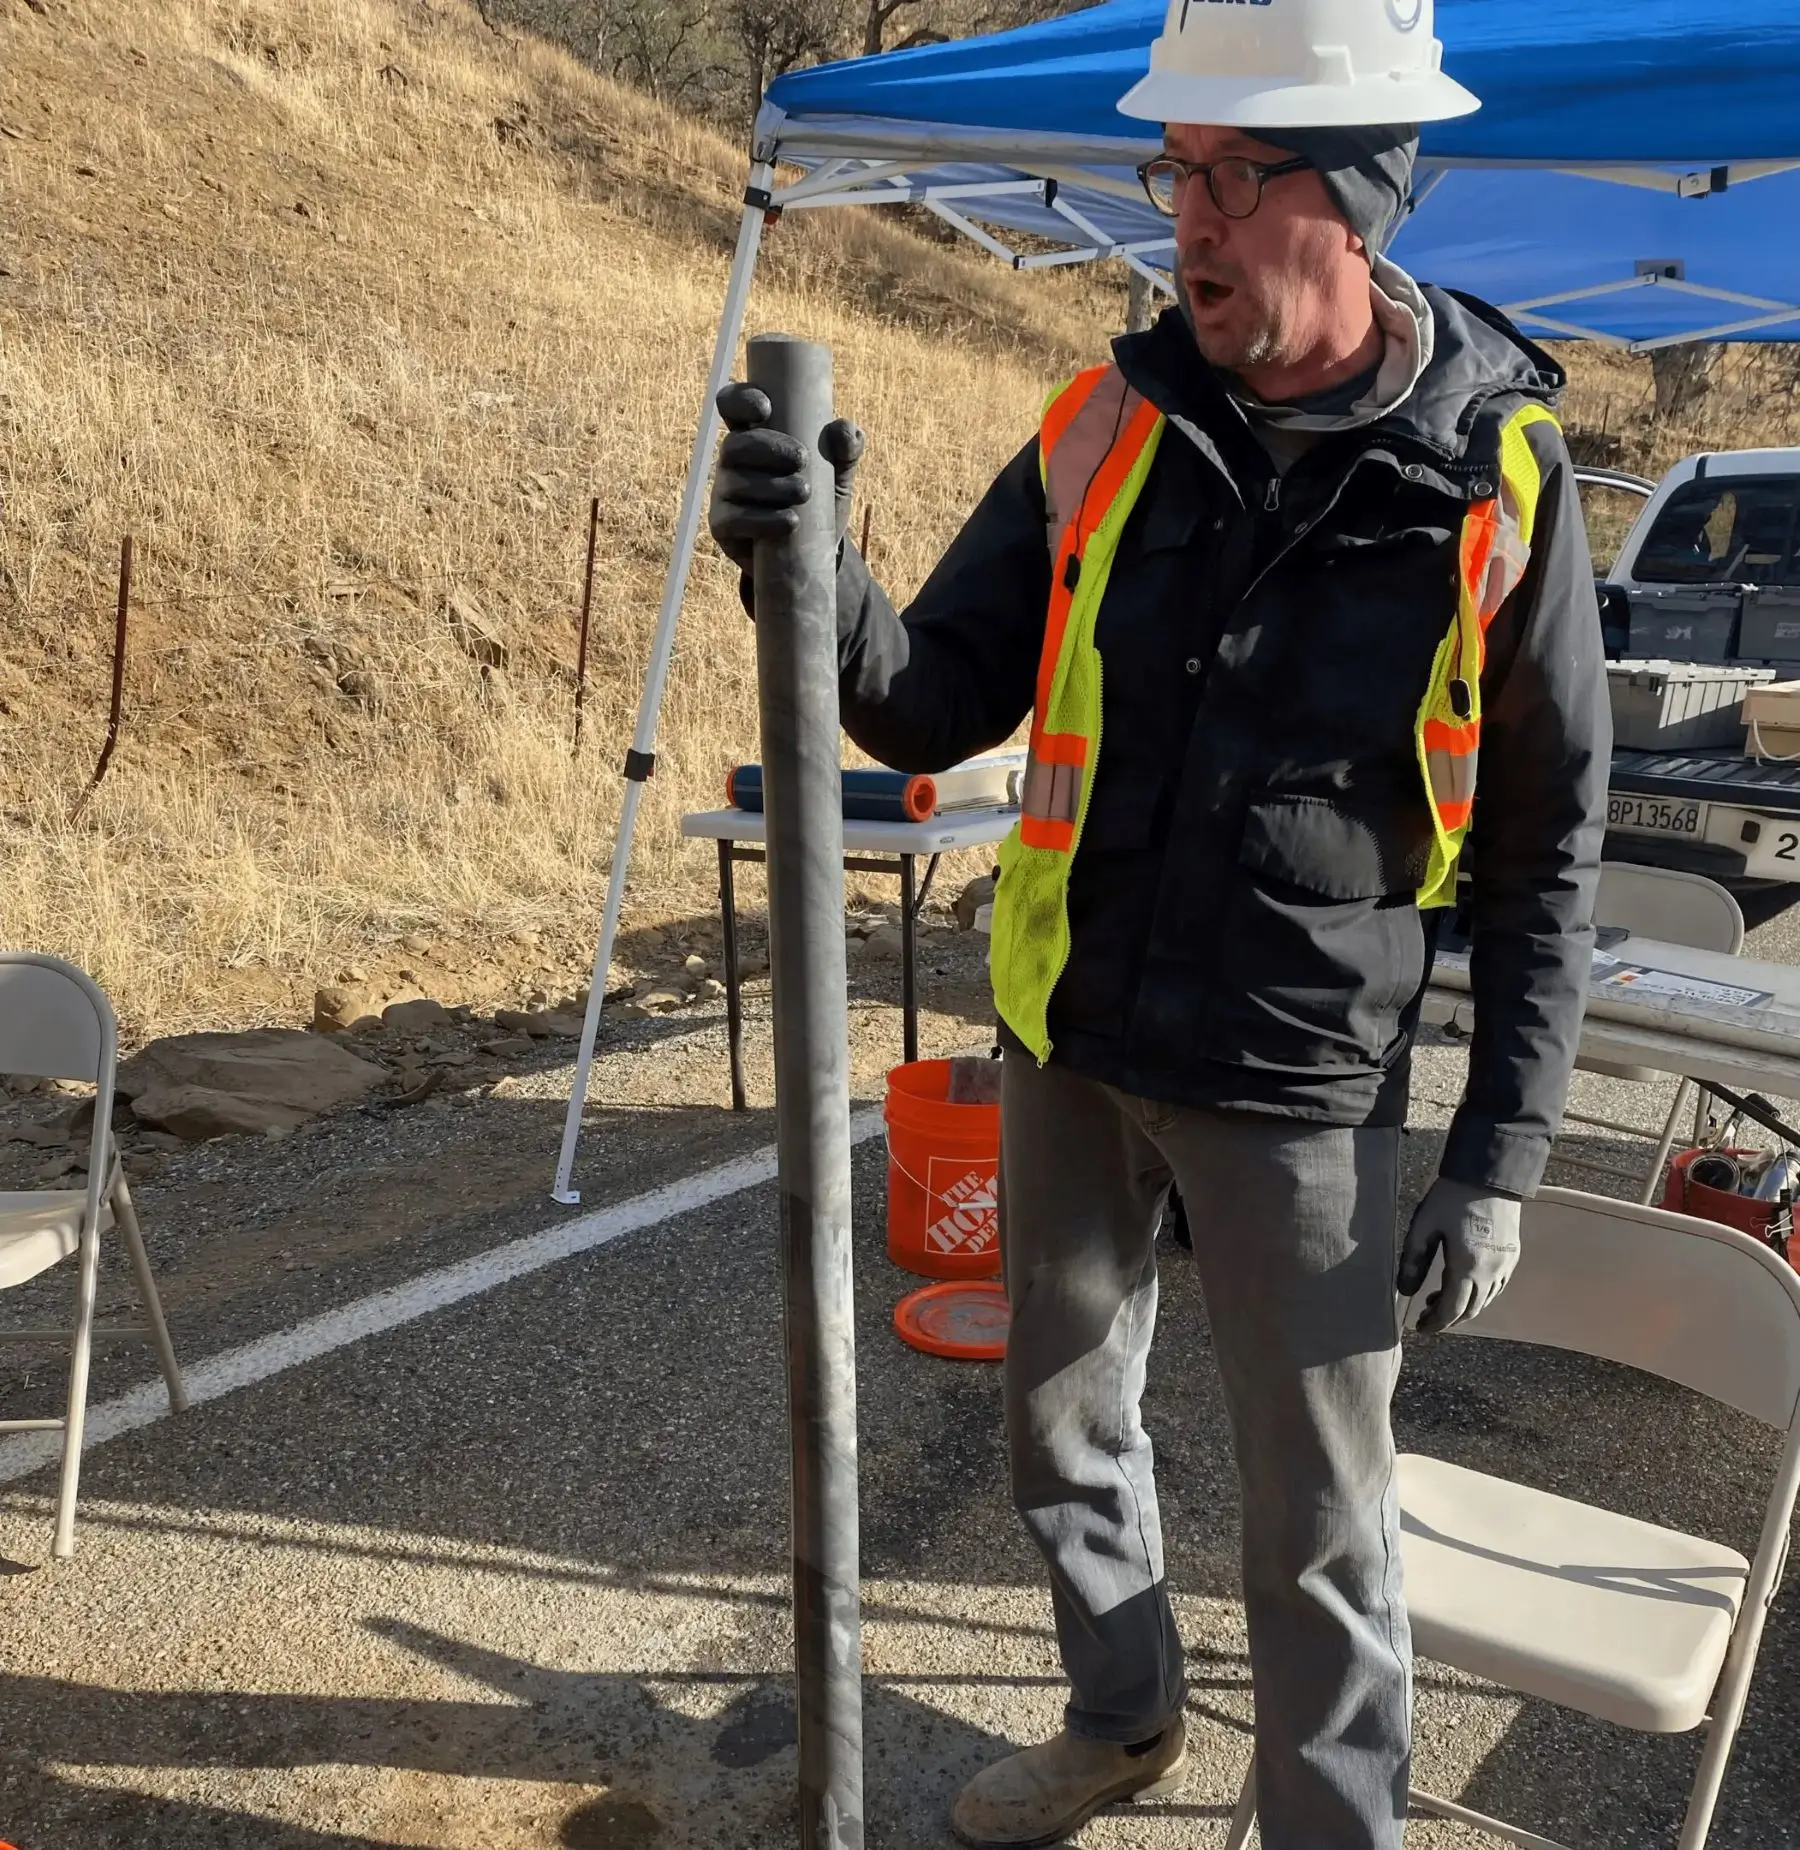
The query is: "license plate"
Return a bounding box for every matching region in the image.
[1607,795,1706,838]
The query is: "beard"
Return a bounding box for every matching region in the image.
[1178,264,1287,373]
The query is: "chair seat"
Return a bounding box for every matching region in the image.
[0,1190,112,1290]
[1399,1453,1748,1733]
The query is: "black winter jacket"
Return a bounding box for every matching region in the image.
[831,291,1610,1196]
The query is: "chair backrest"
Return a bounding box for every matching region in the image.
[0,954,114,1085]
[1450,1188,1800,1431]
[1594,863,1745,955]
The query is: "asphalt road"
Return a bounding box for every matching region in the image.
[0,892,1797,1848]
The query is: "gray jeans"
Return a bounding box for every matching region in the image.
[1000,1054,1409,1850]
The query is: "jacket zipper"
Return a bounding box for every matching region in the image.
[1235,456,1372,616]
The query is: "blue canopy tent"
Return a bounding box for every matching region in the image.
[554,0,1800,1192]
[758,0,1800,349]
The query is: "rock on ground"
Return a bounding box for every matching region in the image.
[128,1083,313,1141]
[382,997,451,1033]
[955,874,995,931]
[118,1030,388,1140]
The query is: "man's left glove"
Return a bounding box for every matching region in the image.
[1397,1178,1521,1335]
[708,382,866,581]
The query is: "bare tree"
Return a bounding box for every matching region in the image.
[728,0,845,118]
[1651,342,1722,420]
[863,0,946,54]
[1124,270,1155,334]
[604,0,728,104]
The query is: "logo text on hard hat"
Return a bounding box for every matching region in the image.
[1179,0,1273,24]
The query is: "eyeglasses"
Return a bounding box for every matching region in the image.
[1137,154,1312,220]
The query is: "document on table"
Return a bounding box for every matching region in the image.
[1432,945,1777,1012]
[1587,948,1773,1010]
[1593,965,1774,1009]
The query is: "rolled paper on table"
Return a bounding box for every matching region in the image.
[727,763,938,822]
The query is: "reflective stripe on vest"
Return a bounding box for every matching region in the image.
[989,366,1163,1056]
[1018,366,1164,852]
[1415,402,1557,908]
[989,366,1554,1058]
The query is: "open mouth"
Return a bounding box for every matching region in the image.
[1189,278,1235,309]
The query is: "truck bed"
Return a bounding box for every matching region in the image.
[1611,747,1800,817]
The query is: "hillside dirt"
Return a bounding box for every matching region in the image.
[0,0,1099,1041]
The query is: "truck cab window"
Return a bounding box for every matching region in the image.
[1634,477,1800,586]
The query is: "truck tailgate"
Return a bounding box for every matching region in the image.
[1611,747,1800,816]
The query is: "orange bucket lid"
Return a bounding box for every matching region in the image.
[893,1279,1009,1361]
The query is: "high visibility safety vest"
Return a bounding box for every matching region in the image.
[989,362,1556,1061]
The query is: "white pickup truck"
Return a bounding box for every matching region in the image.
[1581,448,1800,885]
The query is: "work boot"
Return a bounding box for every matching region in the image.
[950,1718,1188,1848]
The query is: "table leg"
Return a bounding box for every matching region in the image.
[901,852,918,1066]
[914,851,942,915]
[719,839,746,1112]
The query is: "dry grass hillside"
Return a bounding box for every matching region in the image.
[0,0,1108,1036]
[2,0,1796,1039]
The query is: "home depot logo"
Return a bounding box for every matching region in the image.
[925,1162,998,1257]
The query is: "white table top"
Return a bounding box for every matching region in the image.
[1429,933,1800,1104]
[682,803,1018,855]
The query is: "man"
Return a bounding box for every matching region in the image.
[710,2,1609,1843]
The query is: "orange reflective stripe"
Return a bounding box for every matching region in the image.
[1044,368,1133,536]
[1421,716,1478,757]
[1017,368,1166,874]
[1020,815,1076,852]
[1034,376,1160,737]
[1039,366,1105,469]
[1460,499,1499,595]
[1073,396,1163,546]
[1038,571,1076,719]
[1030,731,1088,767]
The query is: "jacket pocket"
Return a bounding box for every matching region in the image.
[1201,793,1429,1075]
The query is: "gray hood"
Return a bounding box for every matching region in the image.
[1232,255,1435,436]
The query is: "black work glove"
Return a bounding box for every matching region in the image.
[1397,1177,1522,1335]
[709,381,866,581]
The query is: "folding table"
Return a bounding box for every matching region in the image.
[1427,935,1800,1112]
[680,803,1019,1110]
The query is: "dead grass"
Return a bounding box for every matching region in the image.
[0,0,1105,1036]
[2,0,1795,1039]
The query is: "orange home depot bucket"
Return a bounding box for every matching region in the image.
[884,1059,1002,1278]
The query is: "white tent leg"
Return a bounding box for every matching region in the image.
[551,170,772,1204]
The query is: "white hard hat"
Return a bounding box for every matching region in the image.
[1117,0,1480,129]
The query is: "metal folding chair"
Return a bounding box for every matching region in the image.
[0,954,187,1557]
[1225,1187,1800,1850]
[1560,863,1745,1203]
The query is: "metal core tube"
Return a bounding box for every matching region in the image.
[747,332,864,1850]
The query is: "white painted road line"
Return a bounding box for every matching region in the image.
[0,1108,886,1487]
